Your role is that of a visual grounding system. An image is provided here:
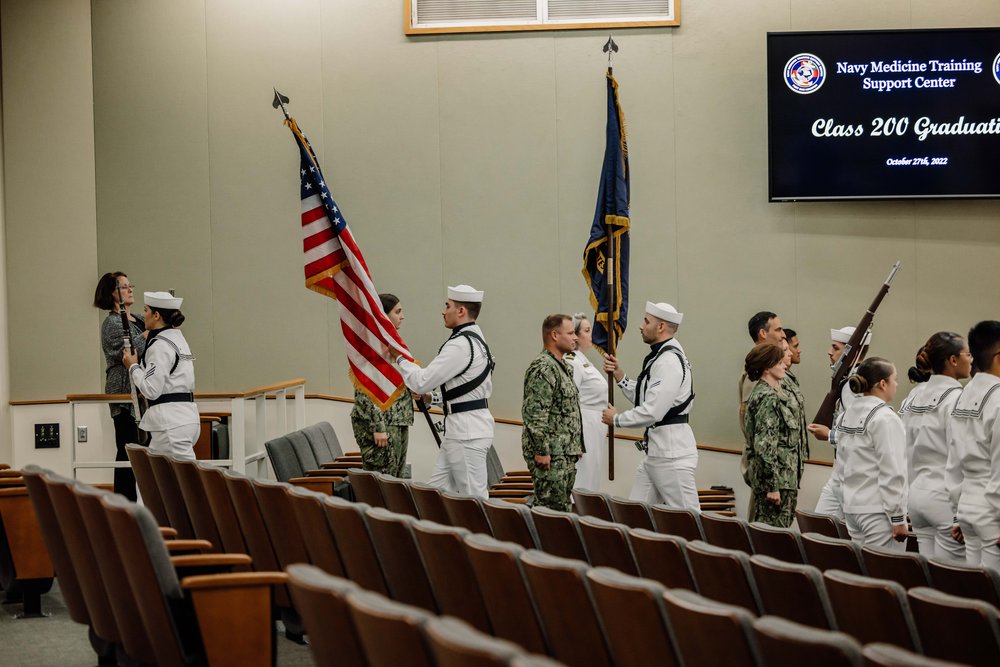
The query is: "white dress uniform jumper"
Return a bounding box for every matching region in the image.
[615,336,699,512]
[838,395,908,551]
[899,375,965,561]
[128,327,199,459]
[396,285,494,499]
[949,372,1000,571]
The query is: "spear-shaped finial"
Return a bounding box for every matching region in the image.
[603,35,619,70]
[272,88,291,121]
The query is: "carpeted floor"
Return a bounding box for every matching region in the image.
[0,583,315,666]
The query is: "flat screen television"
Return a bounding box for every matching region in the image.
[767,27,1000,201]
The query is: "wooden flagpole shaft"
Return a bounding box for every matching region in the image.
[606,226,616,481]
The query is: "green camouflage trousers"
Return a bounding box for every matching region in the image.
[356,425,409,478]
[527,454,577,512]
[750,489,798,528]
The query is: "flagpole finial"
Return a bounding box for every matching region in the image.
[602,35,619,70]
[272,88,291,121]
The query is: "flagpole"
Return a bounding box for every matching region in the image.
[605,196,616,481]
[416,397,442,448]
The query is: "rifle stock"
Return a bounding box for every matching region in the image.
[811,261,900,428]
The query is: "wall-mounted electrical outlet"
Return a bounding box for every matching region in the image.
[77,426,88,443]
[34,423,60,449]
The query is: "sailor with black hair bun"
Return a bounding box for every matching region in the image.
[899,332,970,561]
[123,291,199,459]
[838,356,908,550]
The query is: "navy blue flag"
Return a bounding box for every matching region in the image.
[582,71,630,356]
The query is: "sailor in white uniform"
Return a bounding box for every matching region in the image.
[122,291,199,460]
[567,313,608,491]
[809,326,870,520]
[602,302,699,511]
[899,332,969,561]
[838,357,908,550]
[950,320,1000,571]
[393,285,494,498]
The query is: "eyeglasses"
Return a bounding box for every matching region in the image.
[117,283,135,290]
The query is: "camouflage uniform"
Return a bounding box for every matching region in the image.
[521,350,585,512]
[743,378,808,527]
[351,388,414,478]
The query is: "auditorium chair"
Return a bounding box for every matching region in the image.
[861,545,931,590]
[222,469,304,638]
[906,587,1000,666]
[519,549,614,667]
[410,482,452,525]
[347,588,436,667]
[626,528,698,591]
[700,511,754,553]
[22,467,112,662]
[482,498,540,549]
[698,487,737,514]
[285,486,349,578]
[752,616,863,667]
[462,534,549,655]
[660,588,763,667]
[301,421,353,462]
[193,462,250,555]
[608,496,656,530]
[823,569,922,652]
[577,515,640,575]
[0,474,54,617]
[685,540,764,614]
[748,554,837,630]
[101,492,283,667]
[926,557,1000,607]
[364,507,438,612]
[530,506,589,561]
[571,489,614,521]
[347,468,386,507]
[748,521,806,564]
[650,504,705,541]
[126,444,170,527]
[511,658,567,667]
[425,616,530,667]
[171,457,223,551]
[377,474,420,517]
[485,445,533,500]
[321,496,389,595]
[73,482,164,665]
[801,532,868,575]
[585,567,683,667]
[796,509,842,538]
[146,450,196,538]
[285,564,367,667]
[441,490,493,535]
[411,520,492,632]
[251,478,314,578]
[861,643,965,667]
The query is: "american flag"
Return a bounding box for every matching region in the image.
[286,117,413,410]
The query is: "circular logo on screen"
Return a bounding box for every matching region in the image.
[993,53,1000,85]
[784,53,826,94]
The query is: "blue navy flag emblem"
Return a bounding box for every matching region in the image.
[993,53,1000,85]
[784,53,826,94]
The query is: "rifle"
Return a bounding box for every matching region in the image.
[415,396,442,448]
[117,283,149,445]
[812,261,901,427]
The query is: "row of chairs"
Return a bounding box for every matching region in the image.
[21,465,283,667]
[288,564,562,667]
[573,487,1000,606]
[0,466,54,616]
[121,448,989,665]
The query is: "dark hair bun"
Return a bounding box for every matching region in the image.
[848,374,869,394]
[907,365,931,383]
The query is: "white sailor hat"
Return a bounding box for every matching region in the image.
[144,291,183,309]
[646,301,683,325]
[830,326,872,346]
[447,284,484,303]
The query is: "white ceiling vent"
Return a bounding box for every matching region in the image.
[408,0,679,34]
